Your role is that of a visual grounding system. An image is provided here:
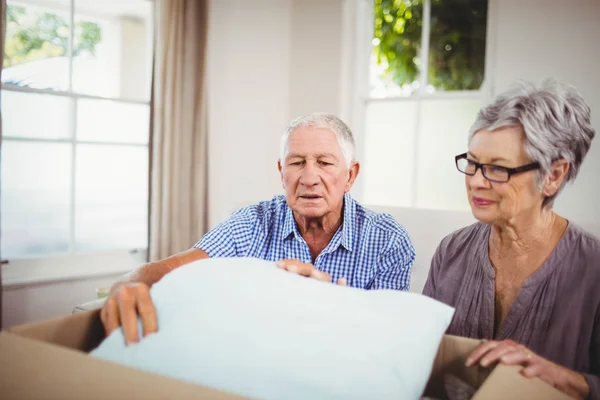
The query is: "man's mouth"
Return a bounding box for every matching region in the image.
[300,195,322,200]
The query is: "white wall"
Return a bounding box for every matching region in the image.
[206,0,346,228]
[489,0,600,223]
[289,0,343,117]
[207,0,292,227]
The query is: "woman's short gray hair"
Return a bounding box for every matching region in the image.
[280,113,356,168]
[469,78,596,208]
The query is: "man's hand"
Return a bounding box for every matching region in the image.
[276,259,347,286]
[100,282,158,345]
[466,339,590,400]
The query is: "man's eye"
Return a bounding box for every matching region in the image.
[319,161,333,166]
[290,161,303,166]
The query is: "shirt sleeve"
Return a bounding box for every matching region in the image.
[371,231,415,291]
[193,207,258,257]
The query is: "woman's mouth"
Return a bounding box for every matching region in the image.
[472,196,495,207]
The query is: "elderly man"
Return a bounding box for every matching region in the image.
[102,113,415,344]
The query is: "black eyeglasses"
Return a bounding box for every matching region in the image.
[455,153,541,183]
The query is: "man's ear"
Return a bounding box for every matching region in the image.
[542,159,570,197]
[344,162,360,193]
[278,160,284,188]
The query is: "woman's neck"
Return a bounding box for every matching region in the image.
[489,208,565,258]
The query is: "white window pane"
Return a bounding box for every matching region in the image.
[415,99,482,211]
[73,0,153,101]
[1,141,72,259]
[3,1,70,91]
[2,90,72,140]
[77,99,150,144]
[75,144,148,253]
[363,100,418,207]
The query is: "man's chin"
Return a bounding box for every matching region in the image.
[295,206,327,219]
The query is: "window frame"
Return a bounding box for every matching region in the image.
[354,0,497,208]
[1,0,154,262]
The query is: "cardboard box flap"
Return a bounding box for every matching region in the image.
[8,309,104,352]
[424,334,491,398]
[473,363,573,400]
[0,331,245,400]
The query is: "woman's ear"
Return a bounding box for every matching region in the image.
[542,159,570,197]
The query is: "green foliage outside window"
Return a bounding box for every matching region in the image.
[373,0,488,91]
[5,4,101,68]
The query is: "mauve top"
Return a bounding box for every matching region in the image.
[423,221,600,399]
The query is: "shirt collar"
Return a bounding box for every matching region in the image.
[282,193,355,252]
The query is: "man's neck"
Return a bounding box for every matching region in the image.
[294,209,343,260]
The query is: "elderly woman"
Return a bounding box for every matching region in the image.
[423,79,599,400]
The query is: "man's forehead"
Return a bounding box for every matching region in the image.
[285,152,339,159]
[287,128,342,152]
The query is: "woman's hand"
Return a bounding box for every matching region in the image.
[466,339,589,399]
[276,259,347,286]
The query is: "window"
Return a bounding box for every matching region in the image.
[362,0,488,211]
[2,0,153,260]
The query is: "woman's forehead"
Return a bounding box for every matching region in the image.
[468,127,530,163]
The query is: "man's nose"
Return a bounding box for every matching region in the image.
[300,162,320,186]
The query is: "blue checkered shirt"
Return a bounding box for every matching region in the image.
[194,193,415,290]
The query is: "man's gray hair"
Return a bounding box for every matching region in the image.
[280,113,356,168]
[469,78,595,208]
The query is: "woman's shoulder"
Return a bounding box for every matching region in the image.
[436,221,489,257]
[562,222,600,265]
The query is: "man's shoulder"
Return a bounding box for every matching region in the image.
[228,195,287,228]
[351,198,410,239]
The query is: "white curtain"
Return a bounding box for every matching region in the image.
[149,0,209,261]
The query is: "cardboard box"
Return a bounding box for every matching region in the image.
[0,310,572,400]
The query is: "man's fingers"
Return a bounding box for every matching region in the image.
[276,259,302,271]
[309,268,332,282]
[276,259,339,285]
[137,290,158,337]
[101,296,121,336]
[117,287,140,345]
[336,277,347,286]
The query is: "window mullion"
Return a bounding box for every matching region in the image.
[68,0,75,93]
[68,0,76,253]
[69,100,78,254]
[411,0,432,208]
[418,0,432,96]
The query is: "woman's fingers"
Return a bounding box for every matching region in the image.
[499,348,535,366]
[466,340,502,367]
